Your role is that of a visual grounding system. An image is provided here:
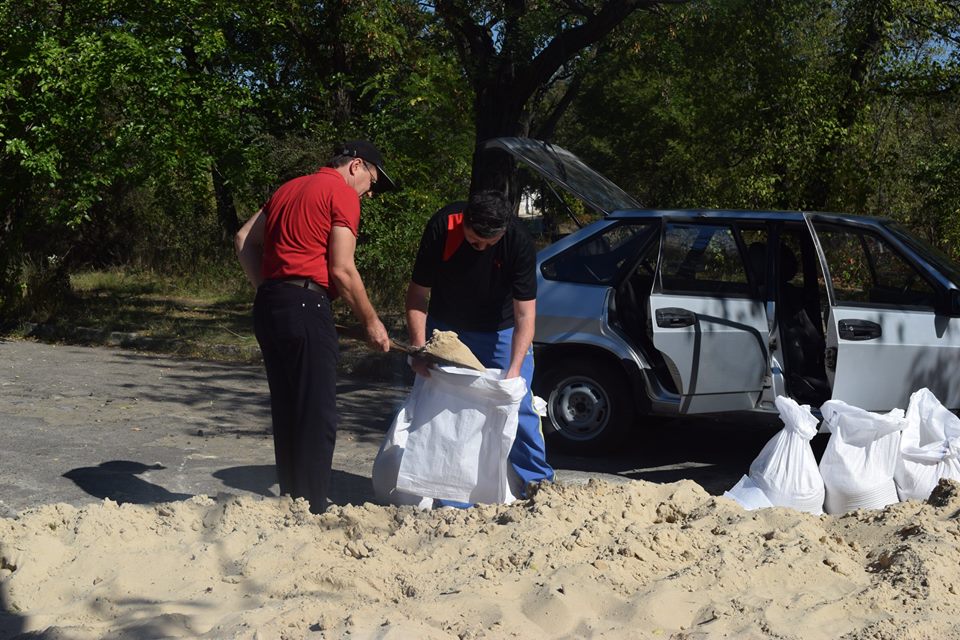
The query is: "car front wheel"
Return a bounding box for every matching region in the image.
[535,358,636,453]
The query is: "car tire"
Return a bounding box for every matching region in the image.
[534,357,636,453]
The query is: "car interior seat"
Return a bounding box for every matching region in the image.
[777,244,831,405]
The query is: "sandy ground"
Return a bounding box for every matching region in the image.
[4,479,960,639]
[3,339,959,638]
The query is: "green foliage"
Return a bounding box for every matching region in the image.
[555,0,960,260]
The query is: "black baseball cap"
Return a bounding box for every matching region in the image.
[338,140,397,194]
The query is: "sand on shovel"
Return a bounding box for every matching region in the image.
[422,329,485,371]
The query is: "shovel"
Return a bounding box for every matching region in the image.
[335,324,484,371]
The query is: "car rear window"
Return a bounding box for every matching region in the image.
[541,222,656,284]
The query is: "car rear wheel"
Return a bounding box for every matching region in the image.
[535,358,636,453]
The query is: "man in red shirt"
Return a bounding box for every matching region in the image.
[235,140,395,514]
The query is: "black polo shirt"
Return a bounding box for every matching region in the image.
[411,202,537,331]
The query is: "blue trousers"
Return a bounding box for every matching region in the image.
[427,318,554,504]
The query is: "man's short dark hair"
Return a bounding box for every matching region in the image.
[464,190,511,238]
[326,154,355,169]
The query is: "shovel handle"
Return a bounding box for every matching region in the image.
[336,324,419,354]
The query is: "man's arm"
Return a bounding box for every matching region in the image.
[328,225,390,352]
[404,282,430,347]
[235,209,265,288]
[404,281,432,377]
[506,298,536,379]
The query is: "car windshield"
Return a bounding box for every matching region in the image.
[885,222,960,286]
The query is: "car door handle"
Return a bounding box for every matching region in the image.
[656,307,696,328]
[838,319,882,341]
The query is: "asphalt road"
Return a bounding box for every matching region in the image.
[0,338,802,518]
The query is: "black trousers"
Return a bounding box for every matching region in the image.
[253,280,338,514]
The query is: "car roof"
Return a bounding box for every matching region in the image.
[606,209,893,226]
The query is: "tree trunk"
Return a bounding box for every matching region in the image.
[469,87,529,204]
[212,164,240,240]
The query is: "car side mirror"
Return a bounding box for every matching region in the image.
[939,288,960,316]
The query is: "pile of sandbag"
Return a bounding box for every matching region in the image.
[726,388,960,514]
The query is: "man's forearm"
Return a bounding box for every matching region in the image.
[332,266,378,326]
[405,282,431,346]
[507,308,535,378]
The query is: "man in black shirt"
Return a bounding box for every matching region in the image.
[405,190,554,499]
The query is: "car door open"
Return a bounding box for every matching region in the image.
[648,220,771,414]
[811,216,960,410]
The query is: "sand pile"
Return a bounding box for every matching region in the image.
[422,329,485,371]
[3,478,960,639]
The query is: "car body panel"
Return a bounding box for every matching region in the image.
[537,281,650,370]
[825,306,960,410]
[648,293,770,413]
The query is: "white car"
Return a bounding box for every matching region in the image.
[488,138,960,451]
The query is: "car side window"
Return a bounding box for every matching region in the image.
[660,223,750,295]
[813,223,937,308]
[541,222,656,284]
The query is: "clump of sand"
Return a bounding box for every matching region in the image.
[3,478,960,639]
[422,329,485,371]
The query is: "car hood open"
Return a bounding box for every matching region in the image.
[484,137,641,216]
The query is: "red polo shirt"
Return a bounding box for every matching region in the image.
[260,168,360,299]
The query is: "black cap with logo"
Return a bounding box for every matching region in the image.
[338,140,397,194]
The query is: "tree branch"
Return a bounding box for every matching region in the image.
[521,0,682,102]
[435,0,498,90]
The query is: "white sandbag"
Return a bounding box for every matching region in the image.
[726,396,824,513]
[371,380,434,509]
[373,365,526,506]
[819,399,906,514]
[894,388,960,502]
[723,475,774,510]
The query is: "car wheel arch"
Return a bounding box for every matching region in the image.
[532,344,647,452]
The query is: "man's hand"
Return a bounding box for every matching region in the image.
[365,318,390,352]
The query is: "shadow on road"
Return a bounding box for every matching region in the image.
[548,417,830,496]
[212,465,277,497]
[0,589,25,640]
[62,460,193,505]
[210,466,376,507]
[329,469,376,506]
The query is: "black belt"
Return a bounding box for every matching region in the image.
[275,278,328,295]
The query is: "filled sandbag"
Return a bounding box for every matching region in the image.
[895,388,960,502]
[724,396,824,514]
[373,365,525,506]
[819,400,906,514]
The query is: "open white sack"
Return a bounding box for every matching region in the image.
[819,399,906,514]
[724,396,824,513]
[894,388,960,502]
[372,365,526,506]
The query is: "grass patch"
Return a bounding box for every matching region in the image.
[9,267,406,362]
[9,268,259,362]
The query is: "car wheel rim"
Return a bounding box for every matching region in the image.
[548,376,610,441]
